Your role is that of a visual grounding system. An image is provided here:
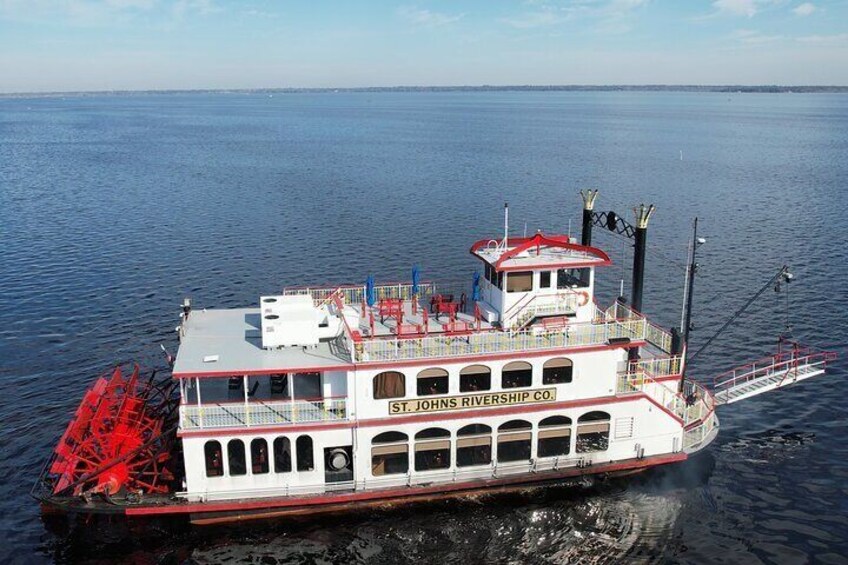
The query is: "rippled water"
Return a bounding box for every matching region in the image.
[1,91,847,564]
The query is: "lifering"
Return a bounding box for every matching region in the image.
[576,291,590,307]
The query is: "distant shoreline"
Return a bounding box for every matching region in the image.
[2,85,848,98]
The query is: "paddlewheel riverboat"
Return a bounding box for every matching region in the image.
[35,191,837,525]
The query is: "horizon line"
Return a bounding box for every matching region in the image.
[3,84,848,98]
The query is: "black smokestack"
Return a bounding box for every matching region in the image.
[579,189,598,246]
[630,204,655,314]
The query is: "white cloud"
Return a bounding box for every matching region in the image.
[796,33,848,44]
[732,28,782,43]
[793,3,816,16]
[397,6,463,27]
[713,0,757,18]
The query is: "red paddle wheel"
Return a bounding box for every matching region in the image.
[46,364,179,498]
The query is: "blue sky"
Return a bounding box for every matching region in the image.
[0,0,846,92]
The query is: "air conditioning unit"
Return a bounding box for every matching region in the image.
[260,295,320,349]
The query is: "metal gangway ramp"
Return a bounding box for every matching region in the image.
[713,347,837,406]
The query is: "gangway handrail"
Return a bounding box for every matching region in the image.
[713,350,837,392]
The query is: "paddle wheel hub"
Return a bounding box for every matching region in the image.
[45,364,179,498]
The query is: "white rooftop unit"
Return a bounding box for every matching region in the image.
[260,295,320,349]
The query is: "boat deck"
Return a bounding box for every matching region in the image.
[172,309,355,377]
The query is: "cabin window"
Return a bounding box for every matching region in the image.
[485,263,493,283]
[414,428,451,471]
[251,438,269,474]
[293,372,322,400]
[417,368,449,396]
[457,424,492,467]
[273,437,292,473]
[576,411,610,453]
[374,371,406,400]
[543,358,573,384]
[538,416,572,457]
[540,271,552,288]
[507,271,533,293]
[497,420,532,462]
[460,364,491,392]
[502,361,532,389]
[371,431,409,476]
[557,268,590,289]
[296,435,314,471]
[204,440,223,477]
[227,439,247,476]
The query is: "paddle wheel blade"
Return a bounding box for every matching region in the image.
[41,364,179,498]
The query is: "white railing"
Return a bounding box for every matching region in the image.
[629,356,683,378]
[510,295,583,330]
[283,282,438,306]
[357,317,647,363]
[617,369,686,420]
[180,398,347,430]
[178,452,646,502]
[683,410,718,450]
[605,301,673,353]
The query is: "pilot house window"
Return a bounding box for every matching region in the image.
[507,271,533,293]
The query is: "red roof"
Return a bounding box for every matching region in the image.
[470,233,612,272]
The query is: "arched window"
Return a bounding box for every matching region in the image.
[417,368,448,396]
[251,438,269,474]
[414,428,451,471]
[502,361,532,389]
[227,439,246,476]
[373,371,405,400]
[296,435,314,471]
[543,358,573,385]
[457,424,492,467]
[576,411,610,453]
[273,437,292,473]
[460,365,491,392]
[204,440,223,477]
[538,416,572,457]
[371,431,409,476]
[497,420,532,462]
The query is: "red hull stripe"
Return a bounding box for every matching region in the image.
[177,390,682,439]
[126,452,687,517]
[172,341,643,379]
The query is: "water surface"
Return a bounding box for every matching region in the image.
[1,91,846,563]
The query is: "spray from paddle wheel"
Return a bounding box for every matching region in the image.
[41,364,180,501]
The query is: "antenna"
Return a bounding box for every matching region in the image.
[503,202,509,249]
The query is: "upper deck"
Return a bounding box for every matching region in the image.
[171,280,674,378]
